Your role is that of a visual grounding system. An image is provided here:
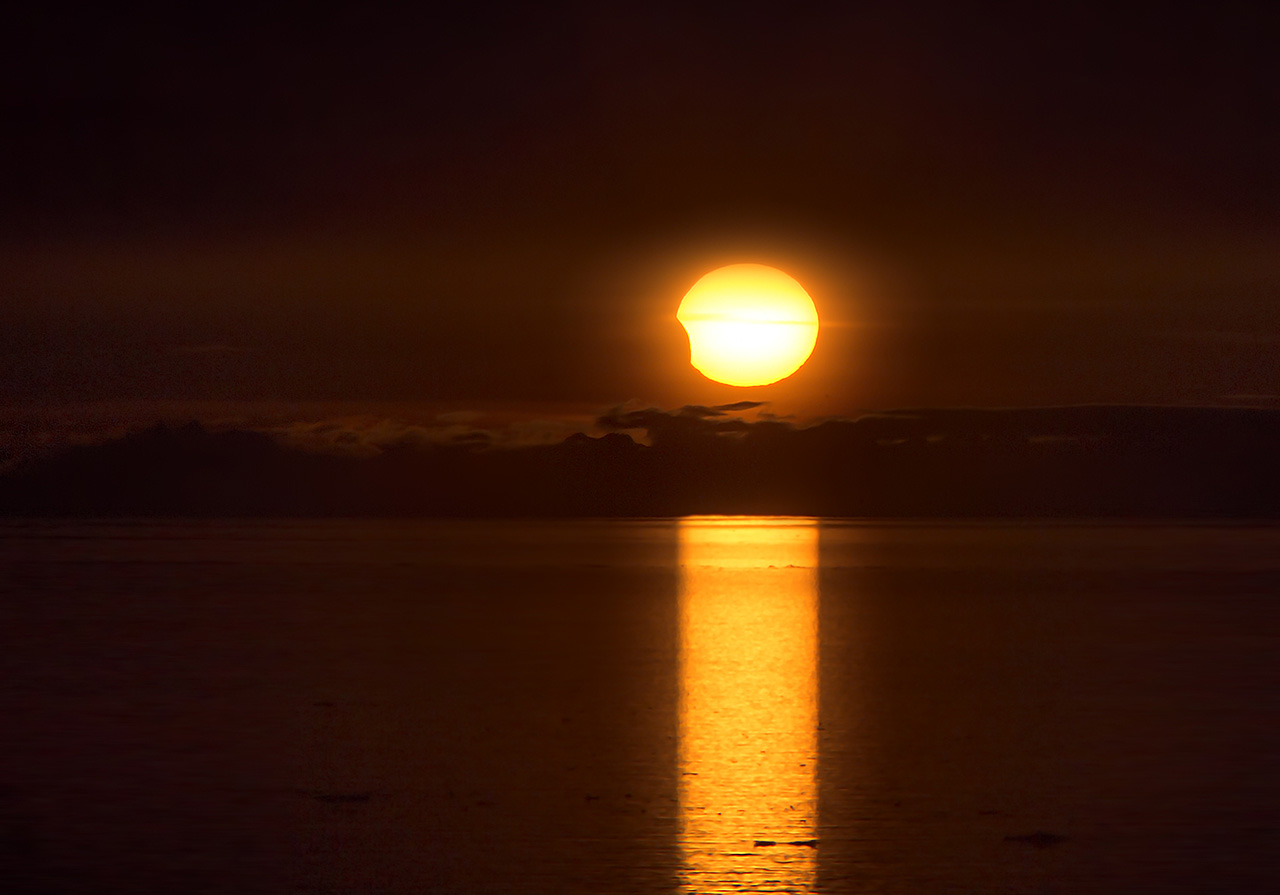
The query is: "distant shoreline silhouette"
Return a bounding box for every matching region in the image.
[2,405,1278,518]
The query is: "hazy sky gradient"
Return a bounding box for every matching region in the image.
[3,4,1276,421]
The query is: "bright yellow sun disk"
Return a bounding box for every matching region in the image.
[677,263,819,387]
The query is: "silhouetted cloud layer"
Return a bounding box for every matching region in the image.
[2,406,1278,517]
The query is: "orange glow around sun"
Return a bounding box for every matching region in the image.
[677,264,820,387]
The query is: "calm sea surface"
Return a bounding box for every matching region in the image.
[1,519,1276,894]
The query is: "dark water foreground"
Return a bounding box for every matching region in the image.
[1,519,1276,894]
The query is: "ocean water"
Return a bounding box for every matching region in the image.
[0,519,1276,894]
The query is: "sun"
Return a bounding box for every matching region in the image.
[677,264,820,387]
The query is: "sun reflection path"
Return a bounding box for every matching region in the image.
[678,517,819,894]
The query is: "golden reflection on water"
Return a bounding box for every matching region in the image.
[678,516,819,894]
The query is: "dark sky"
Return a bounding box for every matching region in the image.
[3,3,1277,428]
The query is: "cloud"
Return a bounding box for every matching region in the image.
[684,401,766,416]
[270,417,491,456]
[264,410,597,456]
[597,401,770,447]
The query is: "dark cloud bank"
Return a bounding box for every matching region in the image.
[2,405,1278,518]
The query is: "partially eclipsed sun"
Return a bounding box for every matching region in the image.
[677,264,820,387]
